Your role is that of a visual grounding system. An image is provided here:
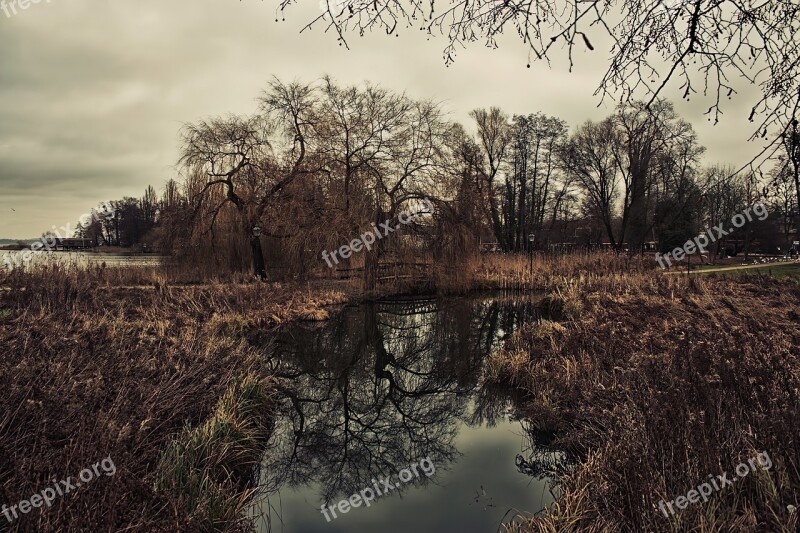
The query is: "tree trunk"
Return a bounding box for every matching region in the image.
[791,120,800,233]
[487,186,505,249]
[250,234,267,280]
[364,247,378,292]
[364,207,384,292]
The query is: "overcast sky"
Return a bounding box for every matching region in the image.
[0,0,767,238]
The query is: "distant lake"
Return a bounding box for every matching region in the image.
[0,250,164,270]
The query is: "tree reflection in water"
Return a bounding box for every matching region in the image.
[255,295,554,521]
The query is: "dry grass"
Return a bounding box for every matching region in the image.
[0,266,347,531]
[490,274,800,532]
[154,376,277,531]
[3,254,796,531]
[468,251,656,292]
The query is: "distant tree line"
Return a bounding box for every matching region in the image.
[73,78,798,282]
[72,181,188,250]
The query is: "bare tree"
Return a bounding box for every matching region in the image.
[471,108,510,248]
[764,160,799,247]
[287,0,800,146]
[613,100,701,253]
[779,119,800,228]
[181,79,316,279]
[701,165,747,258]
[181,115,274,277]
[360,97,447,290]
[564,118,622,249]
[504,113,568,250]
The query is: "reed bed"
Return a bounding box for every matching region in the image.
[154,376,277,531]
[465,251,657,293]
[0,266,346,531]
[488,274,800,532]
[2,254,795,531]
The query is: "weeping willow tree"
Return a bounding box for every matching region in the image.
[180,79,316,279]
[179,77,471,286]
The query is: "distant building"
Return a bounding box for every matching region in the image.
[55,238,94,250]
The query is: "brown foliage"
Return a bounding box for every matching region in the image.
[492,274,800,531]
[0,268,346,531]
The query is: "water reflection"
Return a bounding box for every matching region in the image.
[254,295,558,532]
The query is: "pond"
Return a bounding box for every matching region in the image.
[250,294,565,533]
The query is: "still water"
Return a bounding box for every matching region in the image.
[251,295,564,533]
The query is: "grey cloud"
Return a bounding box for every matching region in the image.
[0,0,767,238]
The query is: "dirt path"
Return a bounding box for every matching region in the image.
[665,261,799,274]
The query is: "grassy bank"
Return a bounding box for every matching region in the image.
[3,254,796,531]
[0,266,346,531]
[154,376,276,530]
[487,274,800,532]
